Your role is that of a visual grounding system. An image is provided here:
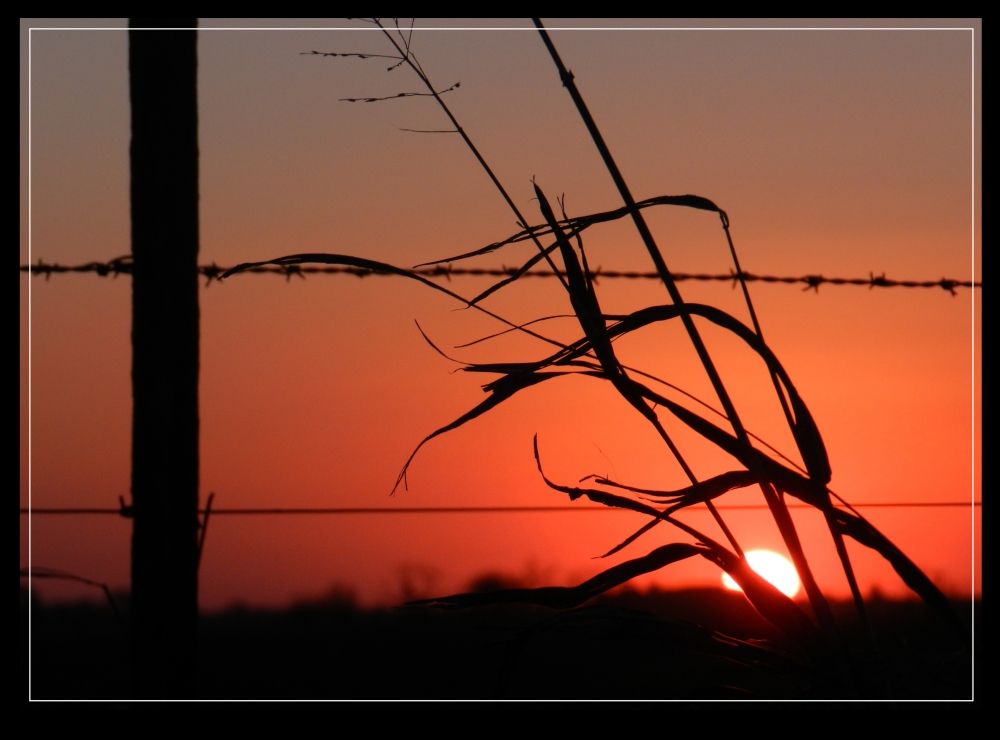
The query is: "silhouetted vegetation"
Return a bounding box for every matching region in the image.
[216,20,971,698]
[22,586,975,700]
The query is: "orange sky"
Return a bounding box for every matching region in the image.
[20,19,981,610]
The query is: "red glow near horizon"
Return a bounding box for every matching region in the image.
[20,20,980,610]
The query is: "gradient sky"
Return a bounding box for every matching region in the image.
[20,19,981,610]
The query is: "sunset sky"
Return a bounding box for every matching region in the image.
[20,18,981,610]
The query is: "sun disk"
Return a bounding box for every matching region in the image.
[722,549,801,598]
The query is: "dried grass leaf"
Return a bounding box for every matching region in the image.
[407,542,703,610]
[830,509,970,644]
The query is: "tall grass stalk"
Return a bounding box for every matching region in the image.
[222,19,968,697]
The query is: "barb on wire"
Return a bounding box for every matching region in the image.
[20,259,981,293]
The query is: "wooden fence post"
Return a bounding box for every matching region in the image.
[128,18,200,698]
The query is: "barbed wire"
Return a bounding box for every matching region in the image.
[20,258,981,294]
[19,501,982,517]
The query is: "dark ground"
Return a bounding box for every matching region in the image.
[21,584,977,702]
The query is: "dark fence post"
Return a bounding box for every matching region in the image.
[128,18,200,698]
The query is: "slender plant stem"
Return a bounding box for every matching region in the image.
[374,22,570,294]
[372,21,720,535]
[543,186,744,557]
[722,214,867,648]
[716,107,875,664]
[532,19,753,561]
[532,21,741,434]
[529,22,865,687]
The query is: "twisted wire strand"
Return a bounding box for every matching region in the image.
[21,259,981,294]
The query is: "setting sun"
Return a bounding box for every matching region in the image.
[722,550,801,598]
[19,18,979,702]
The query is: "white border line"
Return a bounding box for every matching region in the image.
[27,22,34,703]
[25,20,979,704]
[969,27,977,700]
[30,26,974,31]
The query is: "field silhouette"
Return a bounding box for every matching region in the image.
[23,580,975,701]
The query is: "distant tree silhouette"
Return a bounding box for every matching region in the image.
[128,18,200,698]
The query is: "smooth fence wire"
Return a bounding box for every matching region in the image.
[20,501,983,516]
[20,259,981,293]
